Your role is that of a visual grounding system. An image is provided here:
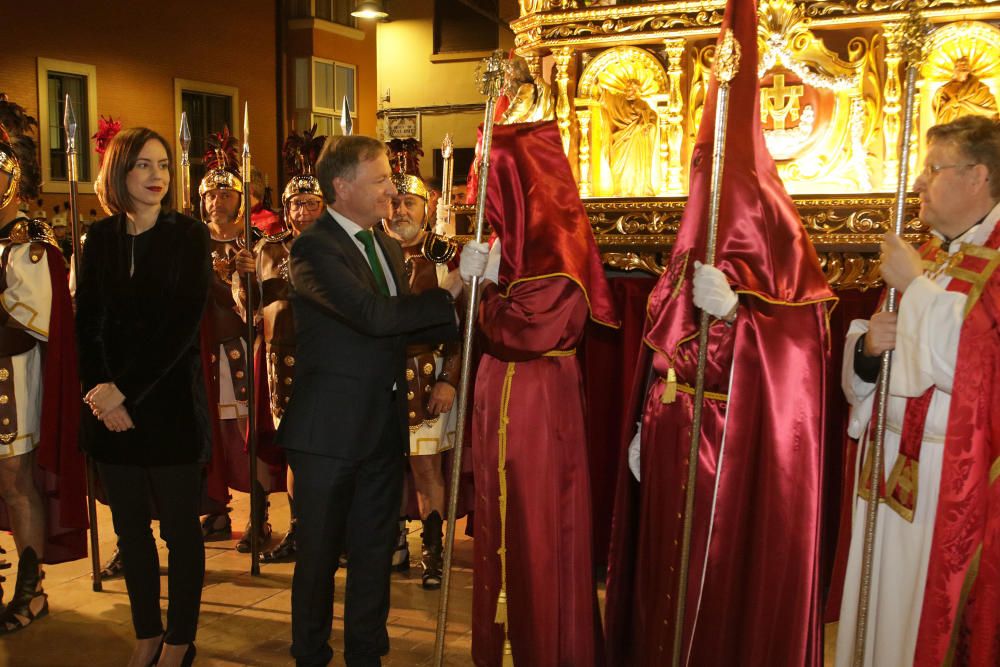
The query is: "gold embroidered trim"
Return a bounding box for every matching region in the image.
[990,457,1000,485]
[676,382,728,402]
[494,361,517,664]
[884,454,918,524]
[943,546,982,667]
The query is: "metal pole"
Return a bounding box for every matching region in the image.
[852,11,927,664]
[64,94,103,592]
[672,29,740,667]
[179,112,192,217]
[433,50,507,667]
[241,103,261,577]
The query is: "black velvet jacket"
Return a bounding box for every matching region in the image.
[76,211,212,466]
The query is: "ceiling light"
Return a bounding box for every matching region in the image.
[351,1,388,20]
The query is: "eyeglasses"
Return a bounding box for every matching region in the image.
[921,163,977,179]
[289,199,323,212]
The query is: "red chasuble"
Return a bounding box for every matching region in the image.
[0,246,88,563]
[914,225,1000,667]
[604,0,836,664]
[471,120,618,667]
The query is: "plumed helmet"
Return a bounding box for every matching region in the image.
[0,94,40,210]
[386,138,428,201]
[199,127,243,220]
[281,125,326,208]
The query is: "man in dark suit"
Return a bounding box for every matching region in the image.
[278,134,487,667]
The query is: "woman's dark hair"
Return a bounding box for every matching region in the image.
[96,127,174,215]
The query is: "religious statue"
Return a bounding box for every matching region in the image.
[932,56,999,124]
[500,56,555,124]
[599,80,658,196]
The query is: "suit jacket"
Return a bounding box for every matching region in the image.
[76,211,212,466]
[277,210,458,460]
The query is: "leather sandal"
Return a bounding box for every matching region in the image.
[200,512,232,541]
[0,547,47,634]
[260,522,297,563]
[97,547,125,580]
[236,520,272,553]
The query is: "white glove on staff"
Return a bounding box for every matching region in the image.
[692,260,738,320]
[459,241,490,282]
[627,423,642,482]
[483,239,501,284]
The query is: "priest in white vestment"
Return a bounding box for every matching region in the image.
[836,115,1000,666]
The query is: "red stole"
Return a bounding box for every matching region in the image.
[913,222,1000,666]
[859,235,1000,523]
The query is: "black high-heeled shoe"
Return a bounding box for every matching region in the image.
[147,636,164,667]
[156,642,196,667]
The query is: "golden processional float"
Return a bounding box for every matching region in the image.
[460,0,1000,288]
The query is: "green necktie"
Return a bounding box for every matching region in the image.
[355,229,390,296]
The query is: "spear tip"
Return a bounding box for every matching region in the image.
[340,96,353,136]
[63,94,78,139]
[180,111,191,148]
[242,102,250,150]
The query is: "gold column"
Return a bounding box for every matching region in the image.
[664,38,686,194]
[578,107,592,197]
[657,106,671,196]
[553,47,577,159]
[881,23,903,190]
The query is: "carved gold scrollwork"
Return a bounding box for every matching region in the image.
[603,252,668,275]
[806,0,982,19]
[818,252,885,291]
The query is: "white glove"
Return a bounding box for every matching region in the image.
[692,261,738,320]
[483,239,501,284]
[459,241,490,282]
[627,423,642,482]
[434,200,451,235]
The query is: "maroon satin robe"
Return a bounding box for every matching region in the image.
[472,277,603,667]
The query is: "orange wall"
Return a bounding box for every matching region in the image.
[285,20,379,138]
[1,1,278,218]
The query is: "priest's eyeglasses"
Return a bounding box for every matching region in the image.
[921,163,977,179]
[289,199,323,212]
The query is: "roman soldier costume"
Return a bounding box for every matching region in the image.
[256,126,326,563]
[199,128,272,552]
[0,95,86,632]
[386,140,464,587]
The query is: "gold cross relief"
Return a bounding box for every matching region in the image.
[760,74,805,131]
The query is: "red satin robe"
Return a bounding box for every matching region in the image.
[607,299,828,667]
[472,277,603,667]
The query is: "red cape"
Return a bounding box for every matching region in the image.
[0,246,88,563]
[914,223,1000,666]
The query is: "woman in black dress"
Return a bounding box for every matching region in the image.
[76,127,210,667]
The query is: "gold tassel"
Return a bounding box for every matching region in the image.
[661,367,677,404]
[502,639,515,666]
[494,588,508,625]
